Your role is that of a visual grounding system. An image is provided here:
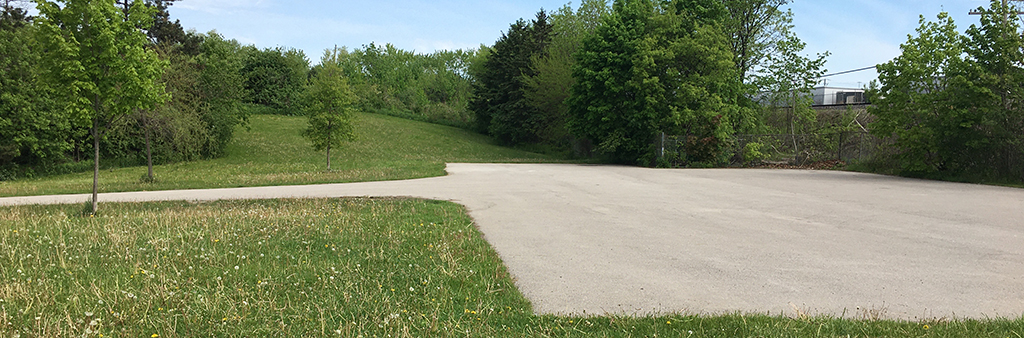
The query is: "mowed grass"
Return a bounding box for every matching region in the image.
[0,113,554,197]
[1,199,1021,337]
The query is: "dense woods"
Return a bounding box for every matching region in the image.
[1,0,249,181]
[1,0,1021,185]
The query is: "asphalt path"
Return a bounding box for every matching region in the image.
[2,163,1023,320]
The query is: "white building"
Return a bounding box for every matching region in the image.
[756,86,868,107]
[811,87,867,106]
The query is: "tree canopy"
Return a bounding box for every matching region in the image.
[868,0,1024,181]
[303,48,358,171]
[470,11,552,145]
[567,0,746,165]
[34,0,168,212]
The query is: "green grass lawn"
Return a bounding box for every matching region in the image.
[0,113,554,197]
[1,199,1020,337]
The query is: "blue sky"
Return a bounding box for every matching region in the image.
[167,0,997,87]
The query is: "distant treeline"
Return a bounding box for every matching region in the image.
[2,0,1021,184]
[319,44,478,129]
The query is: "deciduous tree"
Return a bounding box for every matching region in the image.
[754,31,828,160]
[523,0,609,149]
[567,0,744,165]
[242,47,309,113]
[868,12,990,177]
[964,0,1024,180]
[34,0,167,213]
[303,48,357,171]
[0,4,73,174]
[722,0,792,84]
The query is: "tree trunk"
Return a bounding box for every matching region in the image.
[92,118,99,215]
[145,115,154,181]
[326,119,332,171]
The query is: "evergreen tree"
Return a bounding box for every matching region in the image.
[470,11,552,145]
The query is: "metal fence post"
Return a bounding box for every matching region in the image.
[661,132,665,158]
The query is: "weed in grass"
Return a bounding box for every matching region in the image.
[0,199,1021,337]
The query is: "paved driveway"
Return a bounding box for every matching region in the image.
[3,163,1023,320]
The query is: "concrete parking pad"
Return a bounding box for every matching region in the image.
[2,163,1022,320]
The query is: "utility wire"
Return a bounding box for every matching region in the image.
[816,66,876,79]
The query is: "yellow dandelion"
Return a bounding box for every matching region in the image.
[152,334,159,338]
[923,324,930,330]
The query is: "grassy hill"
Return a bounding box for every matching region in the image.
[0,113,553,197]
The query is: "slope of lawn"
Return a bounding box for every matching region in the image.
[1,198,1020,337]
[0,113,555,197]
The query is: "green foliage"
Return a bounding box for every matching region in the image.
[754,26,828,130]
[337,44,477,128]
[143,0,202,55]
[33,0,169,212]
[241,46,309,113]
[723,0,792,83]
[470,11,553,145]
[34,0,168,125]
[101,31,248,166]
[567,0,746,165]
[101,49,209,164]
[0,7,73,173]
[303,48,358,170]
[868,3,1023,181]
[2,2,247,181]
[742,142,767,165]
[195,32,249,156]
[523,0,609,151]
[752,24,829,163]
[963,0,1024,181]
[0,114,554,197]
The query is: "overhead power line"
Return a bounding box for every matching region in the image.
[816,66,877,79]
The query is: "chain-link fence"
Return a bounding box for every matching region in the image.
[658,131,888,167]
